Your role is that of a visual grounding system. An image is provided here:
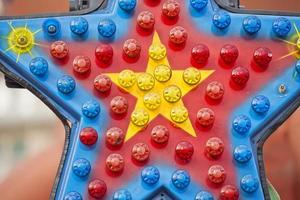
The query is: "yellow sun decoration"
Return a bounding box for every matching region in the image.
[1,22,41,62]
[277,23,300,60]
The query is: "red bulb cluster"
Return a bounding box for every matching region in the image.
[220,185,239,200]
[175,141,194,161]
[253,47,272,67]
[231,66,250,86]
[208,165,227,184]
[88,179,107,199]
[169,26,188,44]
[151,125,170,144]
[105,127,125,147]
[191,44,210,65]
[220,44,239,64]
[197,108,215,127]
[206,81,225,100]
[94,74,112,93]
[50,41,69,59]
[106,153,125,173]
[132,143,150,162]
[137,11,155,30]
[110,96,128,114]
[79,127,98,146]
[205,137,224,159]
[123,39,141,58]
[162,0,180,18]
[95,44,113,63]
[73,55,91,74]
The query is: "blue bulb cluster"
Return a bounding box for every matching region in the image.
[64,191,82,200]
[43,19,61,37]
[72,158,91,177]
[272,17,291,37]
[113,189,132,200]
[243,16,261,34]
[190,0,208,11]
[195,191,214,200]
[118,0,136,12]
[251,95,270,114]
[233,145,252,163]
[212,11,231,29]
[98,19,117,38]
[29,57,48,76]
[82,100,101,118]
[57,75,76,94]
[232,115,251,134]
[141,166,160,185]
[172,169,190,189]
[240,174,259,193]
[70,17,89,35]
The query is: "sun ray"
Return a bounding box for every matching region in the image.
[33,29,42,35]
[33,42,49,48]
[0,35,9,40]
[28,50,34,57]
[277,38,297,46]
[293,23,300,38]
[7,21,15,32]
[24,22,28,30]
[16,53,20,63]
[5,45,15,52]
[276,50,299,61]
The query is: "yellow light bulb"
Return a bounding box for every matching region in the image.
[131,109,150,127]
[143,92,161,110]
[163,85,182,103]
[118,69,136,88]
[170,106,189,123]
[183,67,201,85]
[149,43,167,61]
[137,73,155,91]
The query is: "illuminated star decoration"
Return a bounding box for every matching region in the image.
[277,23,300,60]
[0,21,42,62]
[106,32,214,141]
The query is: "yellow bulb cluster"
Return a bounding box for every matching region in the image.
[117,42,204,127]
[118,66,201,126]
[105,31,214,141]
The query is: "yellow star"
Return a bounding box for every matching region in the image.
[106,32,214,141]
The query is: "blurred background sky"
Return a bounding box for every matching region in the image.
[0,0,299,199]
